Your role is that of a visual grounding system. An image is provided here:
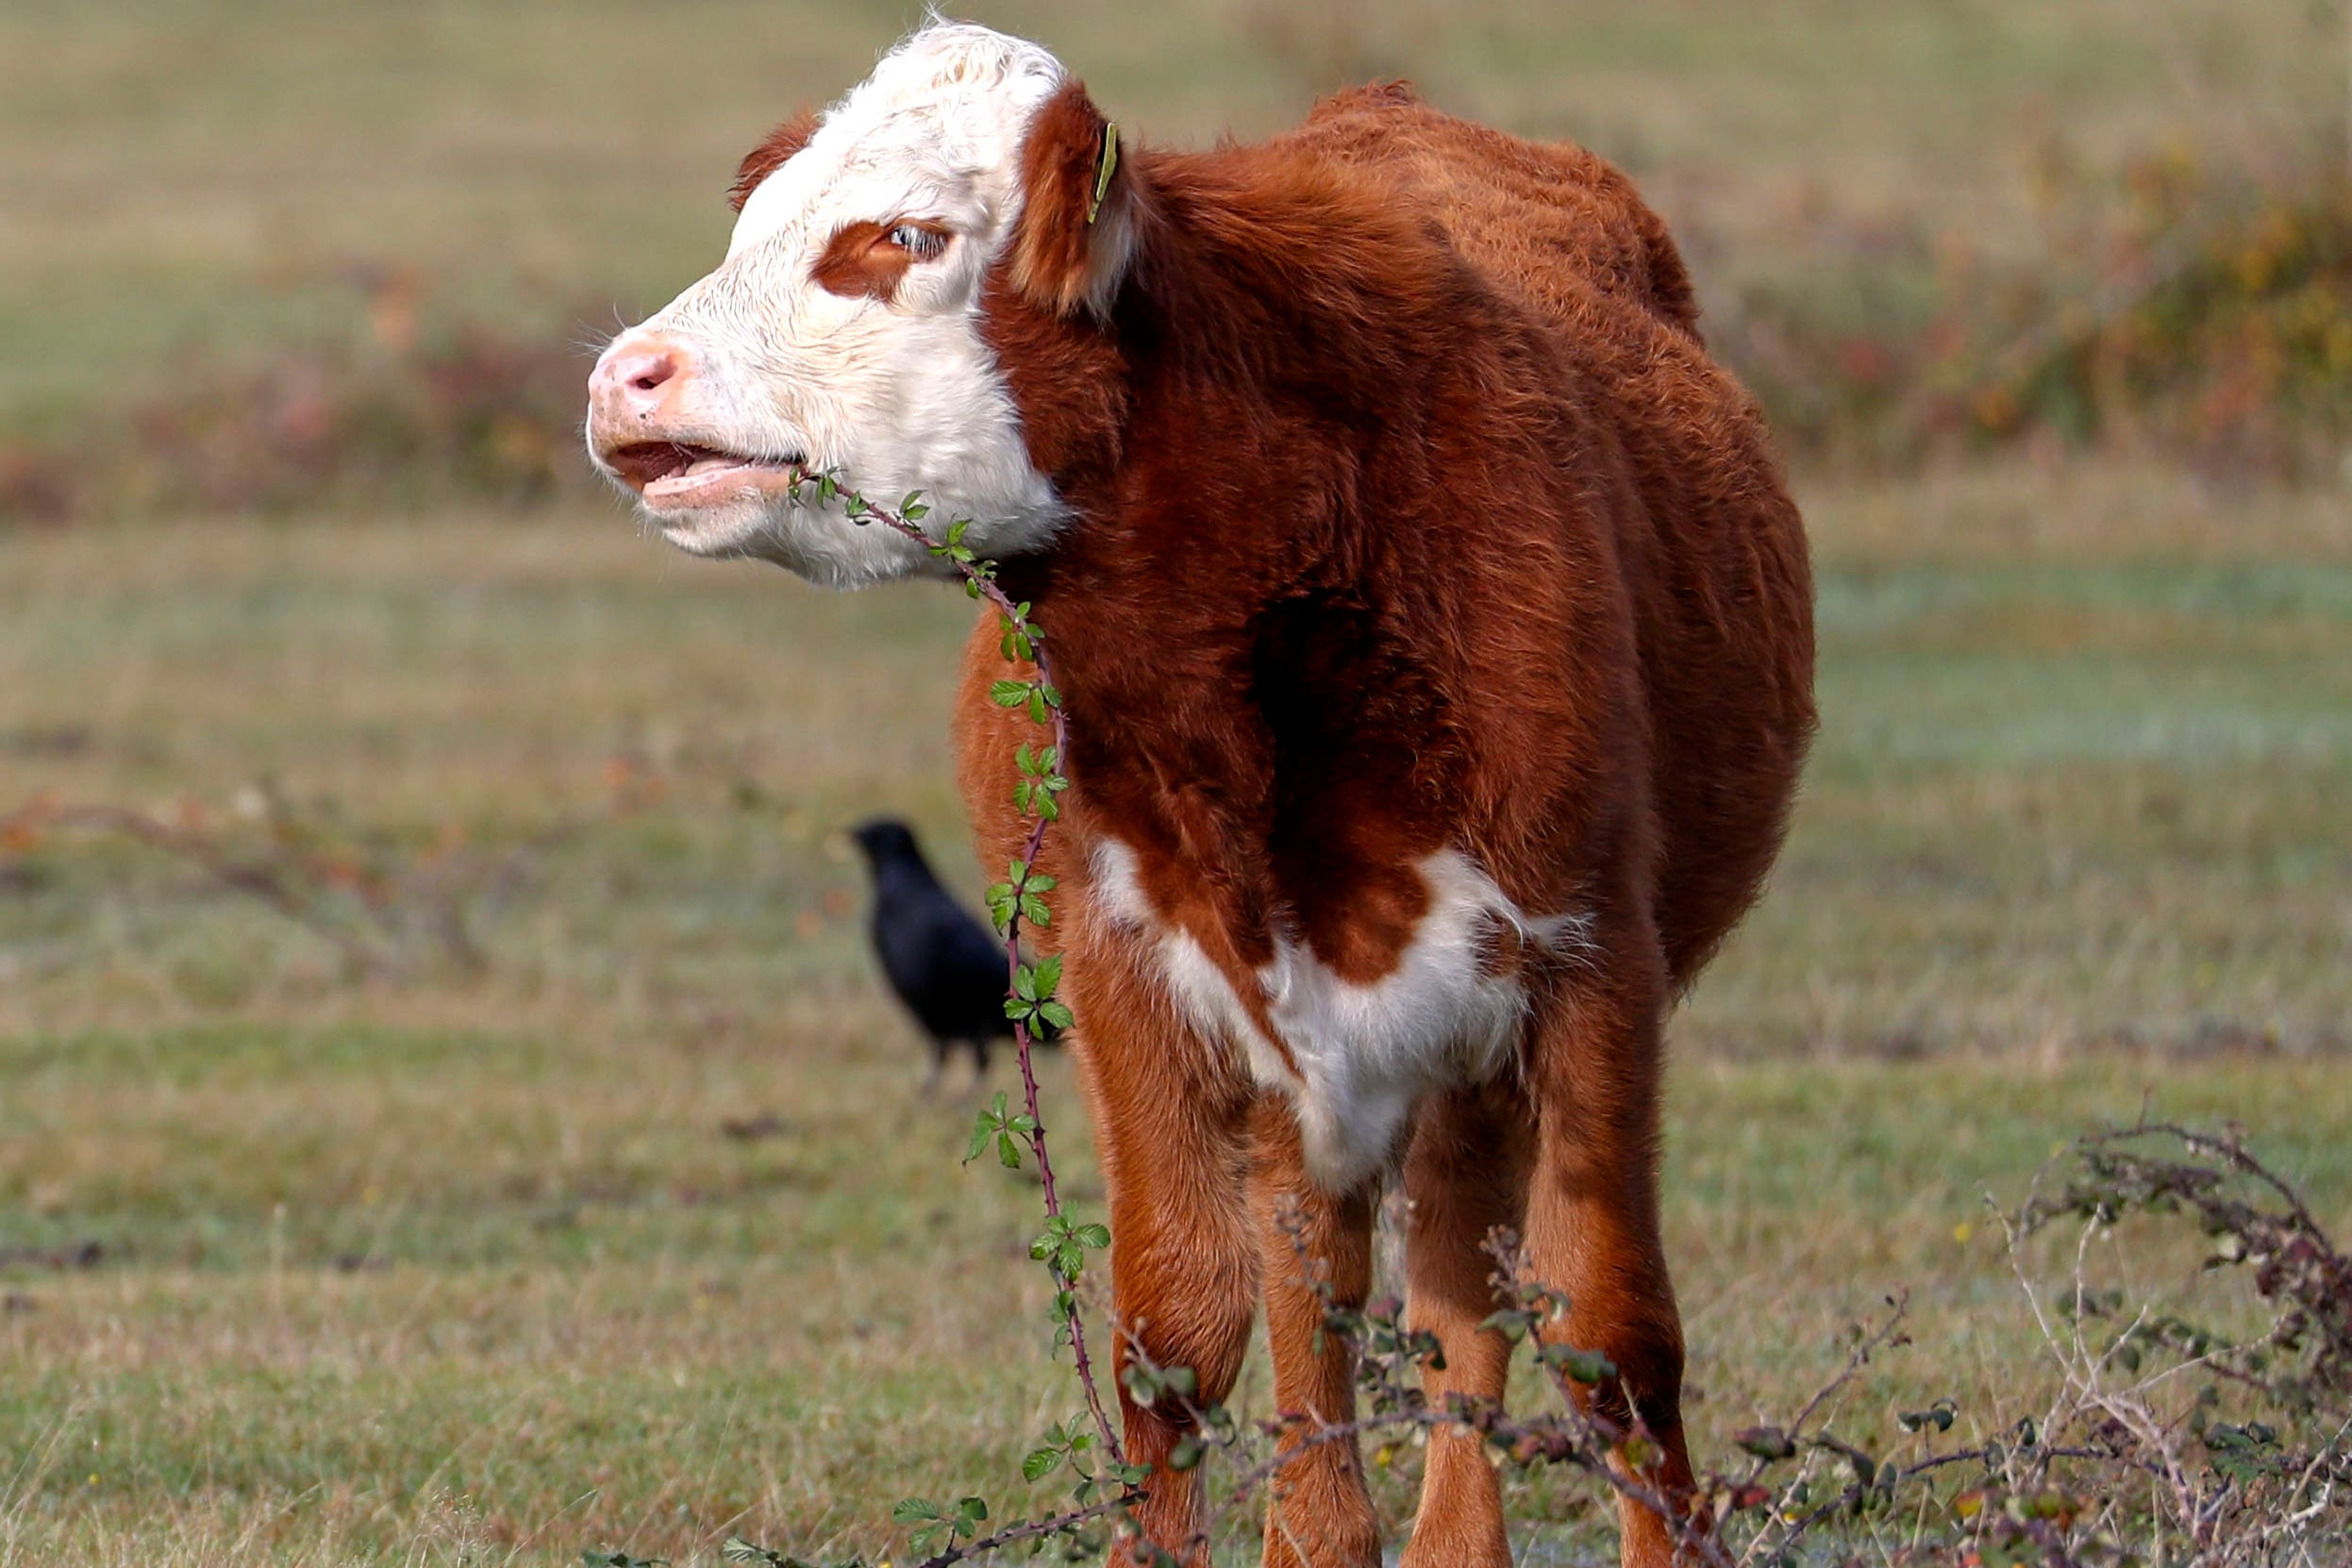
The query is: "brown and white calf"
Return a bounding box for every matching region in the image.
[587,24,1814,1568]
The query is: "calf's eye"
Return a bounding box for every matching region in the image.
[888,224,948,261]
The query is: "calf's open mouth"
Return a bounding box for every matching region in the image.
[603,442,807,505]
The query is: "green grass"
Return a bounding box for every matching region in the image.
[4,468,2350,1563]
[3,1043,2347,1565]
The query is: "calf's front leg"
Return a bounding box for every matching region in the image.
[1071,950,1259,1565]
[1247,1099,1380,1568]
[1397,1082,1532,1568]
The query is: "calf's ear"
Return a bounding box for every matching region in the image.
[729,111,818,211]
[1008,80,1138,319]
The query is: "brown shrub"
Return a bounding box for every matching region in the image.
[4,132,2344,530]
[1720,143,2352,478]
[2,271,599,526]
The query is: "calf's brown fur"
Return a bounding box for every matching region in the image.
[945,81,1813,1568]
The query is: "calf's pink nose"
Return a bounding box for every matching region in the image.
[591,336,692,422]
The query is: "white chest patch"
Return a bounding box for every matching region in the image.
[1090,841,1592,1190]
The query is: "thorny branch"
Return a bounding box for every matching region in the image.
[1,798,403,977]
[2,789,608,982]
[812,474,1125,1472]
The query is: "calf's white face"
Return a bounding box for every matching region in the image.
[586,25,1069,586]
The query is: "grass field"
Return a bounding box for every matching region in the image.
[7,0,2352,1562]
[5,464,2349,1564]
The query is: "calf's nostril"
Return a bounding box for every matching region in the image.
[595,344,687,411]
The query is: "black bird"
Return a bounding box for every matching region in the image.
[847,817,1019,1089]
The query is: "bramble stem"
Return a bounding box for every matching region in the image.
[831,480,1125,1468]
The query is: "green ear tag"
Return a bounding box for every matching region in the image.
[1086,122,1119,225]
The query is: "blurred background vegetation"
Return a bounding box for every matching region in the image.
[2,0,2346,519]
[2,3,2348,1564]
